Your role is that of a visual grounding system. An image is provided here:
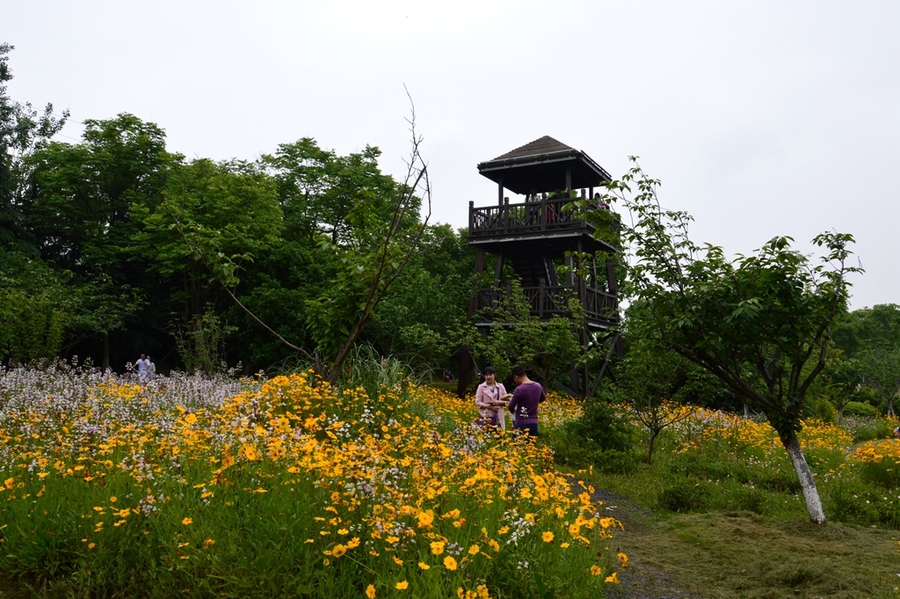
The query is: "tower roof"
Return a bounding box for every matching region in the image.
[477,136,611,195]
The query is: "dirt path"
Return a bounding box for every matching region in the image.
[585,486,710,599]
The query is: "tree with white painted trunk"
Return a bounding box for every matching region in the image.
[577,158,861,524]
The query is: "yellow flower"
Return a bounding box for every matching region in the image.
[366,585,376,599]
[617,552,629,568]
[542,531,554,543]
[203,538,215,549]
[605,572,620,584]
[590,564,602,576]
[443,556,458,571]
[418,561,430,570]
[417,510,434,528]
[396,580,409,590]
[181,517,193,525]
[392,555,403,565]
[430,541,445,555]
[468,544,480,555]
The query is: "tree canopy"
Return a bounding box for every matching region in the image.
[578,158,862,523]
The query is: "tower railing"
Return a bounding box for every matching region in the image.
[468,196,598,238]
[473,283,618,328]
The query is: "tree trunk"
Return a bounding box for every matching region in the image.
[781,434,826,524]
[647,429,659,465]
[102,332,110,371]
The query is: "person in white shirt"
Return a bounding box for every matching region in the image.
[135,354,151,379]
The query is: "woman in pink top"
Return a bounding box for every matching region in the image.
[475,367,511,429]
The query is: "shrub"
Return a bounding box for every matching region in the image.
[655,476,709,512]
[843,400,878,418]
[668,451,745,484]
[875,494,900,528]
[857,459,900,490]
[568,396,635,452]
[753,468,802,494]
[732,485,768,514]
[807,397,837,424]
[825,478,882,525]
[844,415,896,442]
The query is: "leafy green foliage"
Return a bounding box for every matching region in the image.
[605,333,723,463]
[832,304,900,416]
[0,43,69,254]
[365,225,474,374]
[457,279,583,387]
[0,250,67,361]
[576,158,862,523]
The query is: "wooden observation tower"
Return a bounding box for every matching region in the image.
[461,136,621,397]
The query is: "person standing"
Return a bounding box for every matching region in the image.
[507,365,545,437]
[135,354,151,380]
[147,356,157,379]
[475,367,510,429]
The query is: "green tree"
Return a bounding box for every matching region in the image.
[366,224,474,374]
[25,114,172,275]
[857,347,900,416]
[582,159,861,524]
[0,249,68,361]
[812,353,864,424]
[133,158,283,372]
[261,137,405,245]
[194,109,432,381]
[0,43,69,254]
[614,344,700,465]
[832,304,900,416]
[22,113,176,367]
[459,279,583,389]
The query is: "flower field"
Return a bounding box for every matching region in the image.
[0,363,620,598]
[608,402,900,526]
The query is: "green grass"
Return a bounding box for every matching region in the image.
[598,504,900,599]
[546,409,900,599]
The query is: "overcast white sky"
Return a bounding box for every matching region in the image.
[5,0,899,310]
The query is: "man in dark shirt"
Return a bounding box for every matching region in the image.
[507,365,546,437]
